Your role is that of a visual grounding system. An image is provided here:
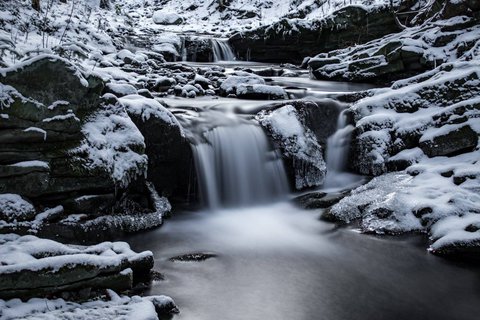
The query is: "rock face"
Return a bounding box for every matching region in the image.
[230,6,401,64]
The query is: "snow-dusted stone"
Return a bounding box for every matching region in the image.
[236,84,288,100]
[152,11,183,25]
[0,235,154,300]
[105,83,138,97]
[419,124,478,157]
[257,105,326,190]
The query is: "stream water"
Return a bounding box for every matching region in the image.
[127,54,480,319]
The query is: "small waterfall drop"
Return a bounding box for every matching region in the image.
[323,110,358,189]
[191,123,288,209]
[211,38,236,62]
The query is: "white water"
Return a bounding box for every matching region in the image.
[211,38,236,62]
[323,110,361,189]
[191,123,288,209]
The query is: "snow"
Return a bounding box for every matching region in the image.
[0,234,153,274]
[119,94,183,132]
[23,127,47,141]
[106,83,138,97]
[0,292,175,320]
[8,160,49,169]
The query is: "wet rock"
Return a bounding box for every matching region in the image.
[294,191,348,209]
[169,252,217,262]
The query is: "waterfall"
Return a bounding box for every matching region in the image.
[191,123,288,209]
[211,38,236,62]
[323,110,357,189]
[180,36,187,62]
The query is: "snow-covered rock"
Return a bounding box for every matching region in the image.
[152,11,183,25]
[0,234,154,300]
[220,73,265,96]
[0,290,178,320]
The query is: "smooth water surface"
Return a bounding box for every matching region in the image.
[127,203,480,320]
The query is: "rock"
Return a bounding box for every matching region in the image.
[0,55,103,108]
[0,234,154,300]
[419,125,478,157]
[257,104,326,190]
[120,95,194,202]
[294,191,348,209]
[219,74,265,96]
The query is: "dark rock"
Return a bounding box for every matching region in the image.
[230,6,401,64]
[294,191,348,209]
[169,252,217,262]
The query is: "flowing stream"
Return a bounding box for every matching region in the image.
[126,58,480,320]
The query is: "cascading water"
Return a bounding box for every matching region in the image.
[211,38,236,62]
[191,123,289,209]
[323,109,359,189]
